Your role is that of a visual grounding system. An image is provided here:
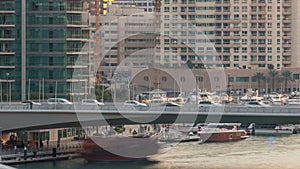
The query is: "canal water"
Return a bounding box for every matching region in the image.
[11,134,300,169]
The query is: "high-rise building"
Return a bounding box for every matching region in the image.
[160,0,296,70]
[0,0,92,101]
[90,4,157,82]
[112,0,154,12]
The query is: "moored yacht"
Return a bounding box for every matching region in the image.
[288,92,300,105]
[240,89,263,102]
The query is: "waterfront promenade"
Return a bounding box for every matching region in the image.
[1,140,82,165]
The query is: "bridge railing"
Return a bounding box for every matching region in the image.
[0,102,300,114]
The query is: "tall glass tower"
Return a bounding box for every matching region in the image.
[0,0,92,101]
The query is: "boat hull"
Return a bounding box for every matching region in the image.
[198,130,247,143]
[80,136,159,162]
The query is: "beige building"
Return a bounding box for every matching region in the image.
[160,0,297,70]
[94,1,300,95]
[91,4,158,83]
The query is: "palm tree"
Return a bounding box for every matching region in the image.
[281,70,294,93]
[95,85,112,102]
[253,72,265,94]
[186,60,194,69]
[268,69,279,92]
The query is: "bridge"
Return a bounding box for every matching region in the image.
[1,103,300,131]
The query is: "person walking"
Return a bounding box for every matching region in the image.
[14,145,17,154]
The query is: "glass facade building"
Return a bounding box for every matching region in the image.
[0,0,92,101]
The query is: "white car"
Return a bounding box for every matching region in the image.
[123,100,147,107]
[47,98,73,104]
[81,99,104,106]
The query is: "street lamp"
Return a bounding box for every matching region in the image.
[0,78,2,102]
[6,73,9,103]
[227,73,231,102]
[195,75,199,108]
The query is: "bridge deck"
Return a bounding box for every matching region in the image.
[0,103,300,131]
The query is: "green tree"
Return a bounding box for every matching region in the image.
[253,72,265,94]
[268,69,279,92]
[281,70,294,93]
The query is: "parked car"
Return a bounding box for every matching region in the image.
[47,98,73,104]
[123,100,147,107]
[199,101,222,107]
[161,102,182,107]
[81,99,104,106]
[244,101,269,108]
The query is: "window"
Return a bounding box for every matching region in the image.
[144,76,149,81]
[234,55,239,61]
[293,74,300,80]
[236,77,249,82]
[268,55,272,61]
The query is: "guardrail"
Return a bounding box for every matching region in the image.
[0,103,300,114]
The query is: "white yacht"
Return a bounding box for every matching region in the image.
[288,92,300,105]
[265,92,283,105]
[189,89,212,103]
[240,89,263,102]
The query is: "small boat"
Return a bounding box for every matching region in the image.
[246,123,298,135]
[197,123,248,143]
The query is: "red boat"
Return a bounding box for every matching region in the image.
[197,123,248,143]
[80,136,160,162]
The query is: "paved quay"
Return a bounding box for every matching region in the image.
[1,141,83,165]
[0,164,16,169]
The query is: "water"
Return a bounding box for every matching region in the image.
[11,134,300,169]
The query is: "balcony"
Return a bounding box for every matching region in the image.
[250,36,267,40]
[250,3,266,7]
[66,48,88,55]
[215,27,241,31]
[283,11,292,15]
[283,35,291,40]
[250,44,266,48]
[282,27,291,31]
[282,59,291,65]
[283,19,291,24]
[215,2,230,7]
[250,26,266,31]
[215,43,241,48]
[0,65,15,69]
[66,35,89,41]
[221,36,241,40]
[0,38,15,41]
[282,43,291,48]
[250,61,266,65]
[283,52,292,56]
